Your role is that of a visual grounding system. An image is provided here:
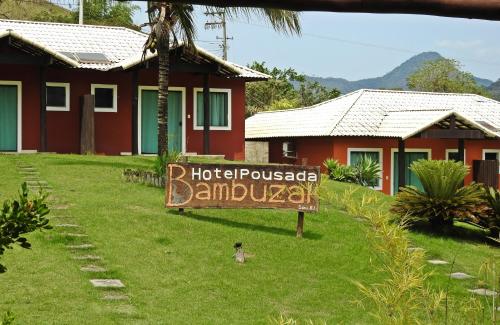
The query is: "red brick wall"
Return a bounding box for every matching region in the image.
[0,63,247,159]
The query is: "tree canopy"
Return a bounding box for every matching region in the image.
[0,0,139,30]
[407,58,490,96]
[246,62,341,116]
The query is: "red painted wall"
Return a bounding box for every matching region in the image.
[0,62,247,159]
[138,69,246,160]
[267,136,500,195]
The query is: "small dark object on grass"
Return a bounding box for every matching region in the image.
[233,242,245,263]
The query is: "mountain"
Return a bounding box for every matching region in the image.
[307,52,494,93]
[488,79,500,100]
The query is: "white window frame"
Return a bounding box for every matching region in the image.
[347,148,383,190]
[0,80,22,152]
[193,88,232,131]
[390,148,432,195]
[46,82,70,111]
[445,149,466,162]
[482,149,500,173]
[91,84,118,113]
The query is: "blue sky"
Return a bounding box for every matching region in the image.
[132,3,500,81]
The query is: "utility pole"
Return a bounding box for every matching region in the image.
[79,0,84,25]
[204,10,233,60]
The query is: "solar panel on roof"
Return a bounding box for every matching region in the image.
[60,51,77,60]
[74,52,111,64]
[59,52,111,64]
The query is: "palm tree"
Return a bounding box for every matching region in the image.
[143,3,300,155]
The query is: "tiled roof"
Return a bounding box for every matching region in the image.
[0,19,269,79]
[245,89,500,139]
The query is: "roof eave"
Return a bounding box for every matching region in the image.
[1,30,79,68]
[401,111,498,140]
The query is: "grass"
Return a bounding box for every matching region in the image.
[0,154,498,324]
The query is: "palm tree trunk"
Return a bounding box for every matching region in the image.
[157,24,170,156]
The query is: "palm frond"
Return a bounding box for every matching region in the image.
[171,3,196,49]
[208,6,301,35]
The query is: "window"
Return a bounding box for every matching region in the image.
[348,148,383,190]
[194,88,231,130]
[282,141,296,158]
[46,82,70,111]
[485,152,499,160]
[482,149,500,173]
[91,84,117,112]
[446,149,466,162]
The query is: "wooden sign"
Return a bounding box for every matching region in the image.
[165,163,320,212]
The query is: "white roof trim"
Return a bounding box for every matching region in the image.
[401,110,498,139]
[117,44,270,79]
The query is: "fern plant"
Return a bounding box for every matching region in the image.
[391,160,487,228]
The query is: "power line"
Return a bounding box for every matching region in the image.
[204,9,233,60]
[233,19,500,68]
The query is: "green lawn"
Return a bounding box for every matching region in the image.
[0,154,497,324]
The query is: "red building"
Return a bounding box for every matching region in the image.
[246,89,500,195]
[0,20,268,160]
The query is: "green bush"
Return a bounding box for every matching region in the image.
[480,187,500,238]
[323,157,381,188]
[0,183,51,273]
[391,160,487,228]
[351,156,381,187]
[323,159,355,182]
[153,151,182,177]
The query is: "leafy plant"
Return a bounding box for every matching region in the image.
[0,183,51,273]
[323,157,381,188]
[480,187,500,238]
[153,151,182,178]
[352,156,381,187]
[391,160,487,228]
[332,188,445,324]
[323,158,355,182]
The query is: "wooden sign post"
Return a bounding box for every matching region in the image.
[165,163,320,237]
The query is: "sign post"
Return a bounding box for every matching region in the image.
[166,163,320,236]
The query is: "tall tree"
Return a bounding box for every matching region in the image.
[407,58,490,96]
[245,62,340,116]
[76,0,140,30]
[143,4,300,155]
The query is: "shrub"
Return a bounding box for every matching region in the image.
[0,183,51,273]
[323,157,381,188]
[391,160,487,228]
[480,187,500,238]
[153,151,182,178]
[323,158,355,182]
[351,156,381,187]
